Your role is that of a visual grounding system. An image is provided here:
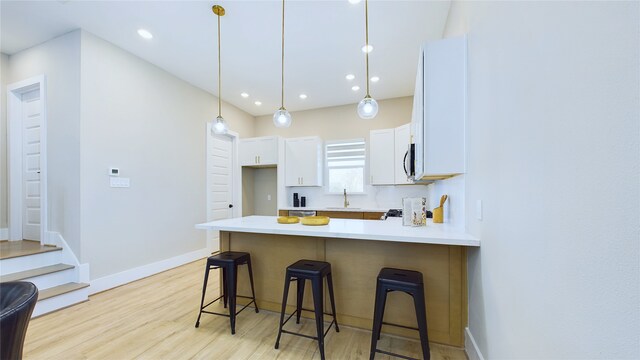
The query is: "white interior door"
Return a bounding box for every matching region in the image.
[21,89,42,241]
[207,133,234,250]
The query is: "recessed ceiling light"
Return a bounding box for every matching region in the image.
[361,44,373,53]
[371,76,380,82]
[137,28,153,40]
[348,0,362,4]
[299,94,308,99]
[254,101,262,106]
[241,92,249,98]
[345,74,355,81]
[352,85,360,91]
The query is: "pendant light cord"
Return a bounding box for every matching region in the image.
[365,0,370,98]
[281,0,285,109]
[217,11,222,117]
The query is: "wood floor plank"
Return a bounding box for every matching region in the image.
[24,259,467,360]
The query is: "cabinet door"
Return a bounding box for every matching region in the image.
[257,137,278,165]
[423,35,466,176]
[285,137,322,186]
[369,129,395,185]
[239,139,258,166]
[394,124,412,184]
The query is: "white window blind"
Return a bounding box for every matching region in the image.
[326,139,366,193]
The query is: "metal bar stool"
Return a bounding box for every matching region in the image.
[195,251,258,334]
[369,267,430,360]
[274,259,339,360]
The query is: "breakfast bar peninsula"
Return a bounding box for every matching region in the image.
[196,215,479,347]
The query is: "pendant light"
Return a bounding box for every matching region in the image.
[273,0,292,128]
[357,0,378,119]
[212,5,228,135]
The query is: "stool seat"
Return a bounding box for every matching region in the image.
[378,268,423,286]
[208,251,250,264]
[287,259,331,277]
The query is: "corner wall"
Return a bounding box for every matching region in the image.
[0,53,8,232]
[79,31,255,279]
[7,31,82,254]
[444,1,640,358]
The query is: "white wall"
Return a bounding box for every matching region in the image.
[8,31,82,253]
[444,1,639,358]
[79,31,254,279]
[0,53,8,231]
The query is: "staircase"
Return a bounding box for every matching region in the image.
[0,240,89,317]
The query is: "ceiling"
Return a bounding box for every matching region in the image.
[1,1,450,116]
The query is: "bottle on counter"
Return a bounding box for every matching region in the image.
[301,196,306,207]
[293,193,300,208]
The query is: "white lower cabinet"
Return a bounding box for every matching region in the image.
[285,137,323,186]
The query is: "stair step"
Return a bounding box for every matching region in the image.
[39,282,89,301]
[0,240,62,260]
[0,263,75,283]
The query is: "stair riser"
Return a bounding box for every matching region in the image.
[12,268,77,290]
[0,251,61,274]
[33,287,89,317]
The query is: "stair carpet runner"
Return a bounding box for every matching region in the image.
[0,240,89,316]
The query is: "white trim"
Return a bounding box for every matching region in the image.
[465,327,485,360]
[205,124,241,251]
[45,231,89,282]
[89,248,210,295]
[0,228,7,240]
[7,75,48,244]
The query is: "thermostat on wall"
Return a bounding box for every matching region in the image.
[109,168,119,177]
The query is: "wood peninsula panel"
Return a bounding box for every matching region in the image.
[220,230,467,348]
[316,211,364,219]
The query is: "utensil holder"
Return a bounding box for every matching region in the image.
[433,207,443,223]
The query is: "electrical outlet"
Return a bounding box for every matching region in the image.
[476,200,482,220]
[267,194,272,201]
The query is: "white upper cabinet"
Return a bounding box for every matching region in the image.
[285,137,323,187]
[240,136,278,166]
[369,129,395,185]
[412,35,467,179]
[394,124,412,185]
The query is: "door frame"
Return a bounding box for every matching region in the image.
[206,123,241,251]
[7,75,48,244]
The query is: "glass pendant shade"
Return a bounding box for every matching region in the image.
[357,97,379,119]
[273,108,292,128]
[212,115,228,134]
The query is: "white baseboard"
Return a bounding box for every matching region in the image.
[465,327,485,360]
[89,248,210,295]
[0,228,8,240]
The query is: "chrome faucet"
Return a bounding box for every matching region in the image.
[343,188,350,208]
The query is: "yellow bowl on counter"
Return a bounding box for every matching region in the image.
[277,216,300,224]
[301,216,330,226]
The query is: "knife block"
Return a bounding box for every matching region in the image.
[433,207,444,223]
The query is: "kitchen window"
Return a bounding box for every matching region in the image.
[325,139,366,194]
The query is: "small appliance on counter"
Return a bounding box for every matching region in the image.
[402,197,427,226]
[382,209,403,220]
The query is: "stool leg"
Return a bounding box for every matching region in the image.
[227,264,238,335]
[369,282,387,360]
[296,278,305,324]
[377,290,387,340]
[222,267,228,309]
[326,272,339,332]
[311,276,326,360]
[275,274,292,349]
[413,286,431,360]
[195,264,211,328]
[246,256,259,313]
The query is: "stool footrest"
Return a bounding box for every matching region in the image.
[375,349,420,360]
[381,321,420,332]
[200,294,257,317]
[279,313,337,341]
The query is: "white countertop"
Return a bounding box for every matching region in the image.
[280,207,389,213]
[196,216,480,247]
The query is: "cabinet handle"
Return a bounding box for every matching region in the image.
[258,156,261,164]
[255,156,257,164]
[301,177,304,185]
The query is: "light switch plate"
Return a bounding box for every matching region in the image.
[476,200,482,220]
[110,177,130,188]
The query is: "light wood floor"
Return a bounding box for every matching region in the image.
[24,258,467,360]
